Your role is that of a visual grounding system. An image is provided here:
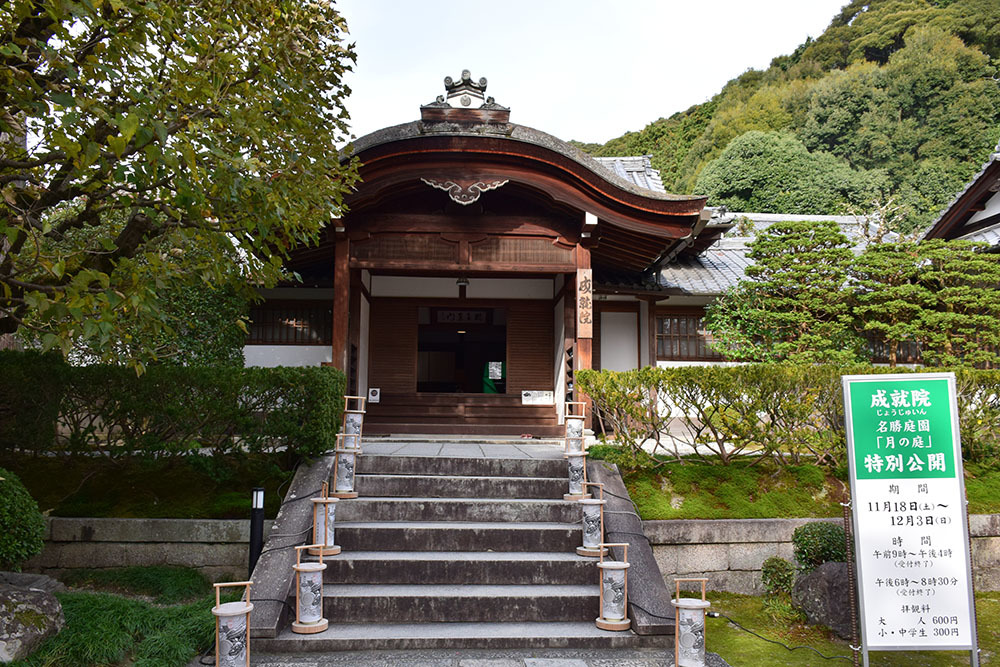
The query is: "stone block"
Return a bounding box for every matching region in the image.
[674,544,727,574]
[650,546,678,576]
[727,542,790,571]
[970,514,1000,538]
[0,584,64,662]
[973,537,1000,569]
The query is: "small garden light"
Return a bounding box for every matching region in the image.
[577,482,607,557]
[595,542,630,631]
[291,544,328,634]
[672,578,711,667]
[331,433,360,499]
[212,580,253,667]
[309,482,341,557]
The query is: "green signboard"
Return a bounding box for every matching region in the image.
[848,377,956,480]
[843,372,979,667]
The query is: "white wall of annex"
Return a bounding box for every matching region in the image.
[600,311,639,372]
[243,345,331,367]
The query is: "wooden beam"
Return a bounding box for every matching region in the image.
[332,237,350,371]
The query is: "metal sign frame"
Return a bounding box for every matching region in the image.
[842,372,979,666]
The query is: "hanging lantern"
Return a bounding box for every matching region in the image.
[672,578,711,667]
[342,395,367,450]
[309,482,341,557]
[564,451,590,501]
[331,433,360,499]
[595,542,631,631]
[291,544,328,634]
[212,580,253,667]
[577,482,607,557]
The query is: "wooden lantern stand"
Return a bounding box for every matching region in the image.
[595,542,631,631]
[212,580,254,667]
[577,482,608,557]
[309,482,341,557]
[291,544,328,634]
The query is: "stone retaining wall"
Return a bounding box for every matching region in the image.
[25,517,273,582]
[645,514,1000,594]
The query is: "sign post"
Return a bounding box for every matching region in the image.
[843,372,979,666]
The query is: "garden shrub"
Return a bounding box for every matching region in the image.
[761,556,796,596]
[792,521,847,572]
[578,364,1000,467]
[0,467,46,570]
[0,351,345,460]
[0,350,66,453]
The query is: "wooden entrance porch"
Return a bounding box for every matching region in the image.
[364,393,562,437]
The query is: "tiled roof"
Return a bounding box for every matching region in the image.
[658,244,753,295]
[592,156,666,193]
[961,222,1000,246]
[923,139,1000,238]
[658,211,871,295]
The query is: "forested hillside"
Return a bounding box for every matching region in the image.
[574,0,1000,231]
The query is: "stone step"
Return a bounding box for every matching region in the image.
[365,423,566,437]
[359,454,568,479]
[258,621,664,652]
[317,550,596,585]
[335,521,580,552]
[355,473,568,499]
[318,583,598,623]
[337,497,581,523]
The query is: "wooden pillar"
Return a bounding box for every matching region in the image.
[645,297,658,367]
[574,247,593,428]
[331,237,350,371]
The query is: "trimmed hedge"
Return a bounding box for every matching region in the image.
[0,351,345,459]
[792,522,847,572]
[0,467,45,570]
[577,365,1000,466]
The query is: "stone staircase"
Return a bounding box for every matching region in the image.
[257,447,671,650]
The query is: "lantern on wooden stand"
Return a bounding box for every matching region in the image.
[672,578,711,667]
[577,482,607,557]
[309,482,341,557]
[341,395,367,450]
[291,544,328,634]
[564,400,586,455]
[564,451,590,501]
[595,542,631,631]
[212,580,253,667]
[331,433,360,499]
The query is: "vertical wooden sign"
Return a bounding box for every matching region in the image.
[577,268,593,339]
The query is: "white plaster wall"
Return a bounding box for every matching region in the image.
[467,278,553,300]
[600,312,639,371]
[639,300,650,367]
[243,345,331,367]
[371,276,458,298]
[552,275,566,424]
[359,292,370,395]
[967,190,1000,226]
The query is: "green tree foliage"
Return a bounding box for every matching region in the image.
[918,239,1000,368]
[0,0,359,370]
[850,242,934,367]
[579,1,1000,229]
[705,220,862,363]
[693,131,882,215]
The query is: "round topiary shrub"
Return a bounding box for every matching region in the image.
[792,521,846,572]
[761,556,796,596]
[0,467,46,571]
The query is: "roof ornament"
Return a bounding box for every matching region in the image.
[422,69,509,113]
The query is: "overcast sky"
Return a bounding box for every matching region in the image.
[336,0,848,145]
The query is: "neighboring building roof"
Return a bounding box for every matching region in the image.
[656,211,871,296]
[592,156,666,194]
[657,243,754,296]
[923,139,1000,244]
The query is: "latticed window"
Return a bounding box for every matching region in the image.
[248,301,333,345]
[656,310,723,361]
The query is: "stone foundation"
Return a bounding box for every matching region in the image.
[646,514,1000,594]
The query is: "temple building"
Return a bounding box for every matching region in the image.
[242,71,733,435]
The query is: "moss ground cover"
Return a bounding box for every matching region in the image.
[590,445,1000,519]
[708,591,999,666]
[12,567,228,667]
[0,453,294,519]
